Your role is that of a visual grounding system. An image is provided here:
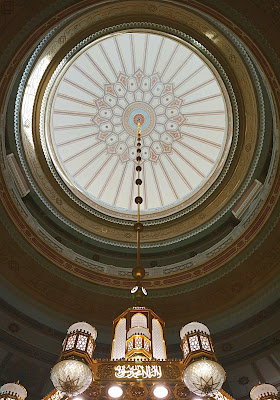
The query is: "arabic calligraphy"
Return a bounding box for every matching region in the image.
[114,365,162,379]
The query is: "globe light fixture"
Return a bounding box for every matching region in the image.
[108,386,123,398]
[153,386,169,398]
[50,359,93,396]
[182,359,226,397]
[0,383,27,400]
[250,383,279,400]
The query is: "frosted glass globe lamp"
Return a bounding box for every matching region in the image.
[0,382,27,400]
[50,359,93,396]
[250,383,279,400]
[182,358,226,397]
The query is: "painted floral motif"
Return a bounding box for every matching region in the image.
[92,70,185,163]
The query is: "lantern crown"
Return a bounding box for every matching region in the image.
[250,383,279,400]
[111,307,166,361]
[68,321,97,339]
[0,383,27,400]
[180,322,210,339]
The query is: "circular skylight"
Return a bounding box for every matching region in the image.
[44,30,232,219]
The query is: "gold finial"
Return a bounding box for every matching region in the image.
[131,122,147,306]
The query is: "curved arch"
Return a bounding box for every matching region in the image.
[131,313,147,328]
[111,318,126,360]
[152,319,166,360]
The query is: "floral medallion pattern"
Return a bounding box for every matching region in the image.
[92,69,185,163]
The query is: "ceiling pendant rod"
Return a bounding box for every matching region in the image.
[131,122,147,305]
[136,121,142,268]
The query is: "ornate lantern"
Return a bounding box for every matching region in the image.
[180,322,226,397]
[111,307,166,361]
[50,321,97,396]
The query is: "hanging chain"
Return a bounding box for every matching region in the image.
[135,122,143,268]
[131,122,146,305]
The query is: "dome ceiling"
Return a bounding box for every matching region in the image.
[1,2,280,399]
[0,0,278,333]
[45,31,231,219]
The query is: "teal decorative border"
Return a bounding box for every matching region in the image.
[14,21,267,250]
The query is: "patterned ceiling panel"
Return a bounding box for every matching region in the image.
[45,31,232,218]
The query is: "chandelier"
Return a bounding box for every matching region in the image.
[1,125,279,400]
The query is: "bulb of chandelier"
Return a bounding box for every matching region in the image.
[108,386,123,398]
[182,359,226,397]
[153,386,169,398]
[50,359,92,396]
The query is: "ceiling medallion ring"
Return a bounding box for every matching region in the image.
[123,103,156,137]
[39,22,239,223]
[13,20,267,248]
[92,72,186,165]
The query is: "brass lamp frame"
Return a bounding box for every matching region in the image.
[181,331,217,365]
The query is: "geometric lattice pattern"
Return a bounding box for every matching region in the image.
[135,336,142,349]
[93,70,185,164]
[183,339,189,357]
[144,338,150,352]
[189,335,200,352]
[200,335,211,351]
[127,340,133,352]
[76,334,87,351]
[65,334,76,350]
[87,340,94,357]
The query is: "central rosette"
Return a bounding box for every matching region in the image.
[92,69,185,163]
[123,103,156,137]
